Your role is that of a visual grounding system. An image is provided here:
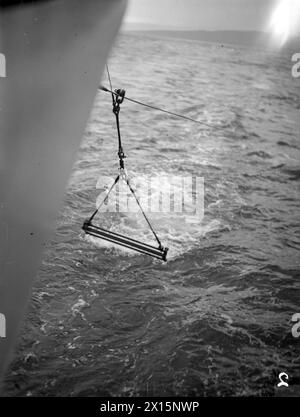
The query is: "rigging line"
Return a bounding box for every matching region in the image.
[106,64,115,106]
[100,86,225,131]
[125,176,163,248]
[88,175,120,223]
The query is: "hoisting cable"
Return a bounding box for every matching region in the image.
[86,66,121,224]
[106,64,116,107]
[100,85,225,131]
[105,65,126,169]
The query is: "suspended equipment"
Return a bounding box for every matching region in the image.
[82,68,168,262]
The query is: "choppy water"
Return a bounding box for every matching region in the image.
[3,33,300,397]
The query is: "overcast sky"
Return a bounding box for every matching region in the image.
[124,0,276,31]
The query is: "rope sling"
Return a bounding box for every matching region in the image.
[82,66,169,262]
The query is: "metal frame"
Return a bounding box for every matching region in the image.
[82,220,168,262]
